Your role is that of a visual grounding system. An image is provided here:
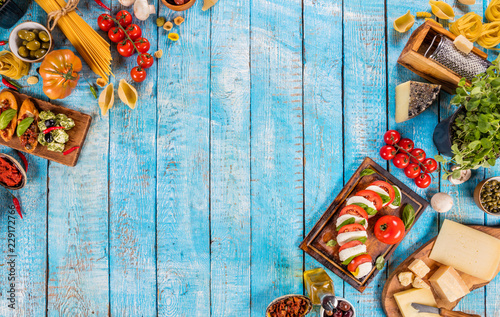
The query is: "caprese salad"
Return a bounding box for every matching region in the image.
[334,180,402,279]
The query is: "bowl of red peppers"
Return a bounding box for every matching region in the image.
[0,152,26,190]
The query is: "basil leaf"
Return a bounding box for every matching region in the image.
[326,239,337,247]
[353,202,378,216]
[376,256,385,270]
[360,219,366,226]
[360,168,375,177]
[391,186,401,206]
[16,117,34,137]
[336,217,355,231]
[402,204,415,230]
[342,252,367,266]
[0,109,16,130]
[378,193,390,204]
[355,237,367,244]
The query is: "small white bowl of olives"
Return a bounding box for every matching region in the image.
[9,21,52,63]
[474,176,500,216]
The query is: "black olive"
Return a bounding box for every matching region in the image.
[45,133,53,143]
[45,119,56,128]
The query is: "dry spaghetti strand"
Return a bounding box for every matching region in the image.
[477,22,500,49]
[450,12,483,42]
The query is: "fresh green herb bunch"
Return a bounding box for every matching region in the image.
[436,58,500,179]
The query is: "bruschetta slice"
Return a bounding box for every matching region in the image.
[0,91,18,142]
[17,99,39,153]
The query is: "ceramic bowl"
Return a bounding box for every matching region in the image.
[320,297,356,317]
[9,21,53,63]
[161,0,196,11]
[0,153,26,190]
[473,176,500,216]
[265,294,312,317]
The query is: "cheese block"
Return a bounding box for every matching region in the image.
[453,35,473,54]
[395,81,441,123]
[429,220,500,281]
[394,288,439,317]
[408,259,430,278]
[429,265,470,302]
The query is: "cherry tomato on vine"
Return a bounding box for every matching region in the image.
[380,145,397,160]
[126,24,142,41]
[397,138,414,154]
[116,10,133,27]
[117,40,134,57]
[137,53,154,68]
[131,66,147,82]
[374,215,405,245]
[98,14,115,32]
[108,27,125,43]
[415,173,432,188]
[422,158,438,173]
[134,37,150,53]
[404,163,421,179]
[384,130,401,145]
[392,153,410,169]
[410,148,426,163]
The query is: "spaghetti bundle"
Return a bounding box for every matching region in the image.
[486,0,500,22]
[0,51,30,79]
[450,12,483,42]
[477,22,500,49]
[34,0,112,82]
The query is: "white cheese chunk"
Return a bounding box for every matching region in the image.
[429,265,470,302]
[336,231,368,246]
[398,271,414,287]
[429,219,500,281]
[408,259,430,278]
[395,81,440,123]
[394,288,439,317]
[336,214,367,229]
[355,262,372,279]
[454,35,473,54]
[339,244,367,262]
[412,276,430,289]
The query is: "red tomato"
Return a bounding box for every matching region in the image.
[422,158,438,173]
[131,66,147,82]
[134,37,150,53]
[355,190,383,211]
[374,215,405,245]
[339,240,363,253]
[384,130,401,145]
[380,145,397,160]
[415,173,431,188]
[126,24,142,41]
[137,53,154,68]
[404,163,421,179]
[98,14,115,32]
[370,180,395,205]
[392,153,410,169]
[108,27,125,43]
[117,40,134,57]
[339,205,368,220]
[347,254,372,273]
[338,223,366,234]
[410,148,426,163]
[116,10,133,27]
[397,138,414,153]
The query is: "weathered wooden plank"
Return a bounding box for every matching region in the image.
[46,4,109,316]
[342,0,387,313]
[108,2,158,316]
[250,0,304,315]
[156,3,211,316]
[303,0,345,298]
[209,1,251,316]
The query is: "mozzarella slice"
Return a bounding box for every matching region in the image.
[345,196,377,211]
[389,186,402,209]
[339,244,367,262]
[354,262,373,279]
[336,214,367,229]
[337,231,368,246]
[366,185,392,206]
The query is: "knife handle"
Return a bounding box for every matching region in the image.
[440,308,481,317]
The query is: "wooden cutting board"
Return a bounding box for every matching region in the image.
[382,225,500,317]
[0,89,92,167]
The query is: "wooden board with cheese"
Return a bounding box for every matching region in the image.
[382,221,500,317]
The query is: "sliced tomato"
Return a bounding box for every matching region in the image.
[347,254,372,273]
[338,240,363,253]
[339,205,368,220]
[370,180,395,205]
[338,223,366,234]
[355,190,383,211]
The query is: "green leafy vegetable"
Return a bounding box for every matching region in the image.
[402,204,415,230]
[342,252,367,266]
[376,256,385,270]
[360,168,376,177]
[326,240,337,247]
[360,219,366,226]
[355,237,368,244]
[0,108,16,130]
[391,186,401,206]
[16,117,34,137]
[378,193,391,204]
[336,217,355,231]
[352,203,377,215]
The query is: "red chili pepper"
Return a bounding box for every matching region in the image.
[43,126,63,134]
[63,146,80,155]
[16,150,28,173]
[12,196,22,219]
[2,77,17,90]
[0,40,8,46]
[94,0,111,10]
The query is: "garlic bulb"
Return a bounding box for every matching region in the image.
[134,0,156,21]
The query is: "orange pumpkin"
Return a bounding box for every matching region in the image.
[39,49,82,100]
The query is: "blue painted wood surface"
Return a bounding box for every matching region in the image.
[0,0,499,316]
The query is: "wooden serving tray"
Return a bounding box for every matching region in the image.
[300,157,429,292]
[382,225,500,317]
[0,89,91,167]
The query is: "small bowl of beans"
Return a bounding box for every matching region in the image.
[474,176,500,216]
[9,21,52,63]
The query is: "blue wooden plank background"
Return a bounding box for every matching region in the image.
[0,0,499,316]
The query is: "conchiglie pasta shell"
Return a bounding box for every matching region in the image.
[98,83,114,116]
[429,0,455,20]
[118,79,138,109]
[394,10,415,33]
